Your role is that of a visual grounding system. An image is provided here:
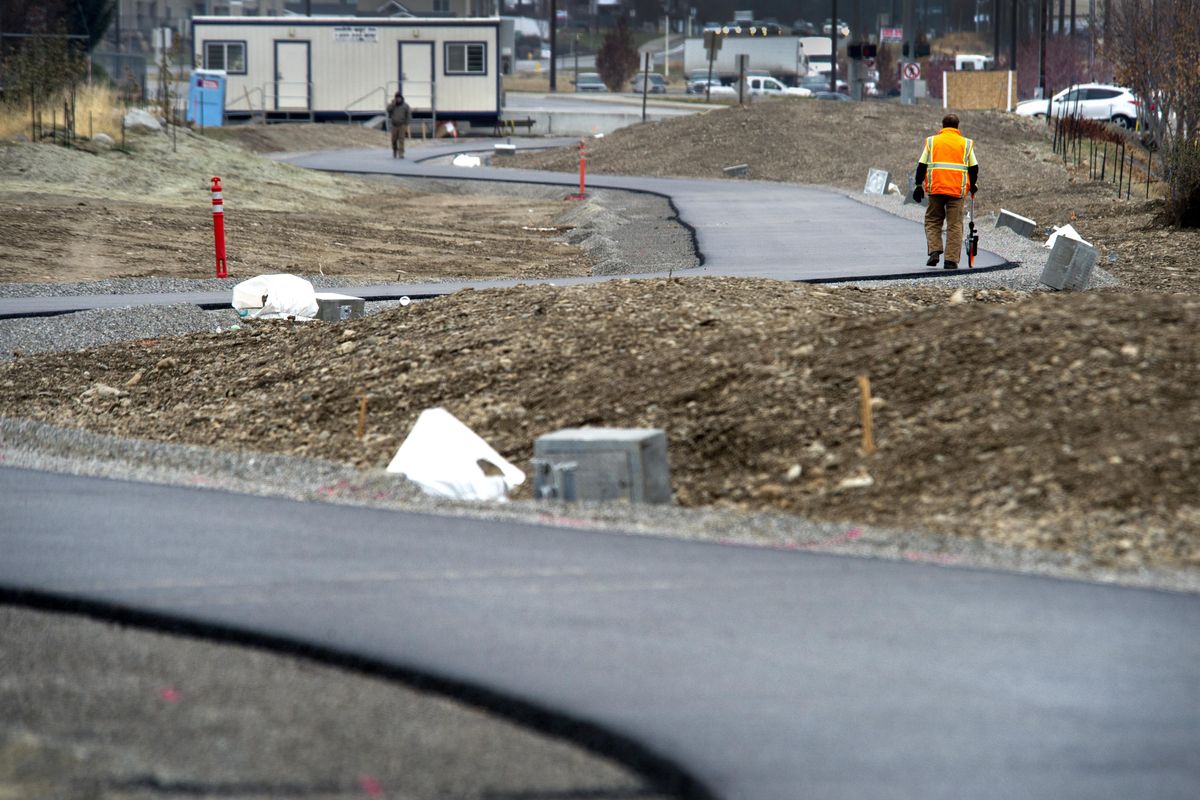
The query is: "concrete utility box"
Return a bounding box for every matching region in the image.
[314,292,365,322]
[534,428,671,504]
[903,172,929,207]
[996,209,1037,238]
[863,168,890,195]
[1040,237,1098,290]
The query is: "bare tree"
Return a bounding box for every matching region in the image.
[595,16,639,93]
[1107,0,1200,226]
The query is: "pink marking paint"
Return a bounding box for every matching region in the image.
[358,775,383,797]
[159,688,181,702]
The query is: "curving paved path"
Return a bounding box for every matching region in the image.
[0,139,1011,319]
[3,466,1198,799]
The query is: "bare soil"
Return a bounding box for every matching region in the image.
[2,279,1197,570]
[512,99,1200,293]
[1,112,1198,575]
[0,128,588,285]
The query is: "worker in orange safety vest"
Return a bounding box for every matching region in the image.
[912,113,979,269]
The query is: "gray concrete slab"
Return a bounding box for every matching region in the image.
[3,466,1197,800]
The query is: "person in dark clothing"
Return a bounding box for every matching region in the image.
[912,114,979,269]
[386,92,411,158]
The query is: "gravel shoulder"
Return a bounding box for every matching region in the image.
[0,603,673,800]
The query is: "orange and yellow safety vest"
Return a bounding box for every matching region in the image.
[919,127,978,197]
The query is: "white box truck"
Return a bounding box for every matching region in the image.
[684,35,809,86]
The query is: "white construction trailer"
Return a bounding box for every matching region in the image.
[190,15,501,126]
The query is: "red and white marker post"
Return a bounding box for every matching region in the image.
[210,176,228,279]
[578,139,587,195]
[567,139,587,201]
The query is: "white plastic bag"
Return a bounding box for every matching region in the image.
[1044,224,1091,249]
[451,153,482,168]
[386,408,525,502]
[231,273,319,320]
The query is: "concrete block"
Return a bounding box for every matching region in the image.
[493,143,517,156]
[314,292,365,322]
[723,163,750,178]
[903,172,929,207]
[863,168,890,195]
[996,208,1036,238]
[1040,236,1098,291]
[534,428,671,504]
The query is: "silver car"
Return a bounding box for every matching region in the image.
[573,72,607,93]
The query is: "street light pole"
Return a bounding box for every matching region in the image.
[550,0,558,91]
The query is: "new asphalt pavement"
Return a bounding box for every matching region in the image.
[3,467,1197,800]
[0,139,1011,319]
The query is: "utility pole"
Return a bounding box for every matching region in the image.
[993,0,1001,64]
[1009,0,1017,72]
[549,0,557,91]
[1039,0,1047,97]
[830,0,838,93]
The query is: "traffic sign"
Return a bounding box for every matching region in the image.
[902,62,921,80]
[864,57,876,69]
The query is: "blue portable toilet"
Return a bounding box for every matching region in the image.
[187,68,227,127]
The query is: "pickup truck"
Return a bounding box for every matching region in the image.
[741,75,812,97]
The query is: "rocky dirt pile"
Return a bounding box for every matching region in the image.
[2,279,1196,570]
[511,99,1200,293]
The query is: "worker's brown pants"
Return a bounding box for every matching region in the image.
[391,126,406,157]
[924,194,965,262]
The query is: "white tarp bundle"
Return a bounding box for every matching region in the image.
[386,408,525,502]
[1044,224,1091,249]
[231,273,319,320]
[452,153,482,168]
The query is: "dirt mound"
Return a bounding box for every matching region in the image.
[207,122,390,154]
[512,99,1200,293]
[3,279,1196,570]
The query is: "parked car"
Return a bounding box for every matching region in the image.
[630,73,668,94]
[690,79,737,98]
[823,18,850,37]
[1014,83,1140,127]
[687,76,724,95]
[573,72,608,92]
[791,18,819,35]
[741,75,812,97]
[802,74,849,93]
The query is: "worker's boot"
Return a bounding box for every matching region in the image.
[943,260,958,269]
[926,251,942,267]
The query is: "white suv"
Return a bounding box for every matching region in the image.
[1014,83,1140,128]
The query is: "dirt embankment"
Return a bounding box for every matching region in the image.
[3,279,1196,570]
[512,100,1200,293]
[0,128,588,285]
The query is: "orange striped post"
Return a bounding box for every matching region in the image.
[210,176,228,279]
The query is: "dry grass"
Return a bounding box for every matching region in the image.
[0,85,124,141]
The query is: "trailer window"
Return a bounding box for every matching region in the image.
[205,41,246,74]
[445,42,486,75]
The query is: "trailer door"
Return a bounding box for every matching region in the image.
[274,40,310,110]
[399,41,434,113]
